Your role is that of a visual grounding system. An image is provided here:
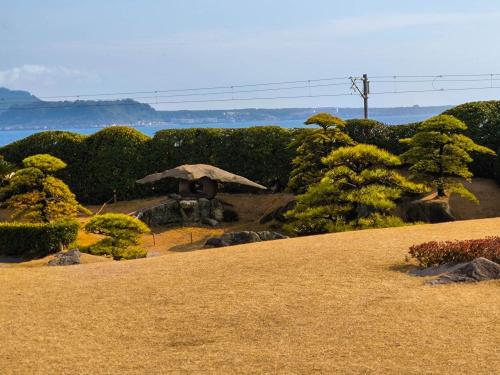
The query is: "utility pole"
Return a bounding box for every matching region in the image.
[362,74,369,119]
[350,74,370,119]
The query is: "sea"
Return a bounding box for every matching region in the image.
[0,113,433,147]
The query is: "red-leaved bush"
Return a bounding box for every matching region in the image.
[409,236,500,267]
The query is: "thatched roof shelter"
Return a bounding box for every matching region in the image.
[137,164,266,198]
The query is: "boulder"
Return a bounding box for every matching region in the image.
[428,257,500,285]
[48,249,81,266]
[179,199,200,222]
[204,230,288,248]
[198,198,212,219]
[210,199,225,221]
[135,200,182,226]
[221,231,262,245]
[257,231,289,241]
[201,217,219,227]
[204,237,230,248]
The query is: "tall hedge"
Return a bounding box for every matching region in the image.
[1,126,296,203]
[72,127,152,203]
[0,220,79,258]
[445,101,500,179]
[345,119,419,155]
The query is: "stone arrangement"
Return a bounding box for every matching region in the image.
[134,197,238,227]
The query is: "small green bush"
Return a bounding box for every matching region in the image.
[83,213,150,260]
[0,220,79,258]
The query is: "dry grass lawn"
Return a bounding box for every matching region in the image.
[1,218,499,374]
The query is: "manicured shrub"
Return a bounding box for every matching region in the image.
[288,113,354,194]
[0,220,79,258]
[83,213,150,260]
[401,115,495,202]
[0,154,90,222]
[409,237,500,267]
[285,144,425,235]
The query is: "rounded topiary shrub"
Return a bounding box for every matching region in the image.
[83,213,150,260]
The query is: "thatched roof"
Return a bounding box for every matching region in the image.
[136,164,267,189]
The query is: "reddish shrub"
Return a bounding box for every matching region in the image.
[409,237,500,267]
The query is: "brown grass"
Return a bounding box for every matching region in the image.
[0,218,499,374]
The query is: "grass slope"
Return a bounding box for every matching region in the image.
[0,218,499,374]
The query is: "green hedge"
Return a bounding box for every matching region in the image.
[345,119,419,155]
[0,220,79,258]
[445,101,500,179]
[1,126,296,203]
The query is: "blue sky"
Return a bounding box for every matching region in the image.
[2,0,500,109]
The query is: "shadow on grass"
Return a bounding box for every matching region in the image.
[388,262,418,274]
[168,239,209,253]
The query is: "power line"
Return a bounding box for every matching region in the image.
[34,75,351,100]
[4,92,358,111]
[2,73,500,111]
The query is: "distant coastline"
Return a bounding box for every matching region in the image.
[0,107,449,146]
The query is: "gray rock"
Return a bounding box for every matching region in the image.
[201,217,219,227]
[179,199,200,222]
[257,231,289,241]
[198,198,212,219]
[210,199,225,221]
[428,257,500,285]
[48,249,81,266]
[136,200,182,226]
[204,237,230,248]
[221,231,262,245]
[135,198,237,227]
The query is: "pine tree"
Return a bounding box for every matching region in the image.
[286,144,424,235]
[84,213,150,260]
[400,115,495,202]
[0,154,90,222]
[287,113,355,194]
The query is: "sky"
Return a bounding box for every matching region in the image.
[2,0,500,110]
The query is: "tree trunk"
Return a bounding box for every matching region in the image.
[437,185,446,197]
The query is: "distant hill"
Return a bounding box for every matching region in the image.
[0,98,160,128]
[0,87,40,114]
[0,87,452,129]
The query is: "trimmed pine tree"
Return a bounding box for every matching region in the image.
[400,115,495,202]
[0,154,90,222]
[286,144,425,235]
[287,113,355,194]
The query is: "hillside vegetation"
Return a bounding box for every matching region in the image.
[0,218,499,374]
